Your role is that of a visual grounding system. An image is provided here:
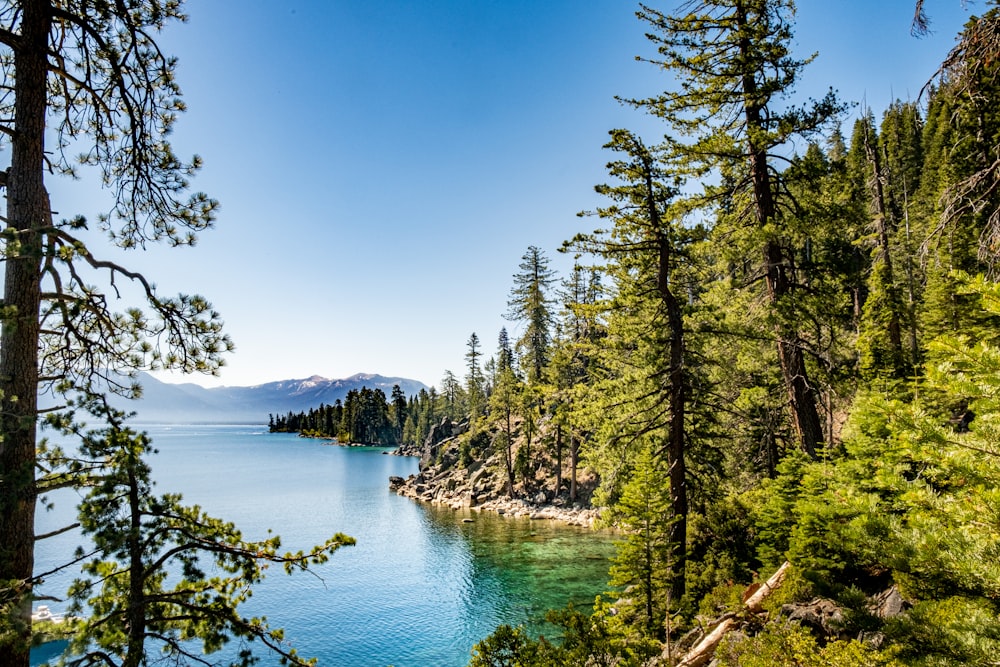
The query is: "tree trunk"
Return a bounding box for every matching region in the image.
[569,435,579,503]
[647,156,687,605]
[766,238,824,458]
[0,4,49,665]
[125,452,146,667]
[864,122,904,356]
[736,0,823,457]
[672,561,791,667]
[504,407,515,498]
[554,423,563,496]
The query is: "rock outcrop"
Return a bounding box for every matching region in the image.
[391,417,602,527]
[779,598,848,638]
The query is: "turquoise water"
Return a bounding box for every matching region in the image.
[31,424,616,667]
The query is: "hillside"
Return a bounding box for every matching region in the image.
[103,372,428,424]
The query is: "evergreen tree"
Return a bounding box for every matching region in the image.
[782,275,1000,664]
[489,365,521,497]
[497,327,514,373]
[65,409,353,667]
[390,385,408,441]
[441,370,464,421]
[932,6,1000,267]
[0,4,231,663]
[879,100,925,365]
[631,0,843,457]
[849,113,910,380]
[915,88,994,349]
[607,444,675,640]
[506,246,556,385]
[570,129,699,603]
[546,264,604,502]
[465,333,486,422]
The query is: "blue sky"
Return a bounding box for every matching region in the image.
[47,0,978,389]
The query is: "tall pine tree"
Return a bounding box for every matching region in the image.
[629,0,843,457]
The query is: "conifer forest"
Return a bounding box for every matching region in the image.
[5,1,1000,666]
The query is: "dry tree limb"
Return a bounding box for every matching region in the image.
[669,561,791,667]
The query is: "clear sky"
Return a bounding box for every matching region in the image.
[46,0,979,390]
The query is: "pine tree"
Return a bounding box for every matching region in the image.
[497,327,515,373]
[879,100,925,364]
[390,385,408,441]
[489,365,521,497]
[465,333,486,422]
[0,5,231,663]
[441,370,464,421]
[932,6,1000,267]
[568,129,700,602]
[784,275,1000,664]
[850,113,910,380]
[65,411,354,667]
[630,0,843,457]
[546,264,604,502]
[607,444,675,640]
[506,246,556,385]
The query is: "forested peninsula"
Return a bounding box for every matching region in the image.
[280,3,1000,666]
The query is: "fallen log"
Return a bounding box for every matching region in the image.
[671,561,791,667]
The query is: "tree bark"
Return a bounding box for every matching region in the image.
[554,423,563,494]
[766,238,824,459]
[646,152,688,605]
[569,435,579,503]
[0,3,50,665]
[736,0,823,457]
[125,451,146,667]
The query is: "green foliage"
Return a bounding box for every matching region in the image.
[467,602,658,667]
[63,420,355,667]
[772,275,1000,664]
[468,625,547,667]
[451,7,1000,667]
[506,247,557,385]
[1,3,232,664]
[489,365,522,496]
[857,261,908,379]
[270,385,414,446]
[605,444,675,638]
[715,623,903,667]
[888,596,1000,666]
[466,333,487,423]
[684,495,762,605]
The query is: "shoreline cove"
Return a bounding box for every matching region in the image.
[291,431,607,526]
[389,473,603,528]
[33,425,619,667]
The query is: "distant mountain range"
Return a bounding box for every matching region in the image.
[102,372,429,424]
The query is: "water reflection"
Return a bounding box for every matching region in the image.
[32,426,617,667]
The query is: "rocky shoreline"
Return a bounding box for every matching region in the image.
[388,416,604,528]
[390,471,602,527]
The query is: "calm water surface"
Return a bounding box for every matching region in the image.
[31,425,616,667]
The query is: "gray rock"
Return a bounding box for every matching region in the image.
[868,585,909,620]
[780,598,846,638]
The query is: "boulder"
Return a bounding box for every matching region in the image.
[780,598,846,638]
[868,585,909,619]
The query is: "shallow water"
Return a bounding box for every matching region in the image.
[31,424,616,666]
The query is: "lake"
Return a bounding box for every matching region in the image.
[31,424,617,667]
